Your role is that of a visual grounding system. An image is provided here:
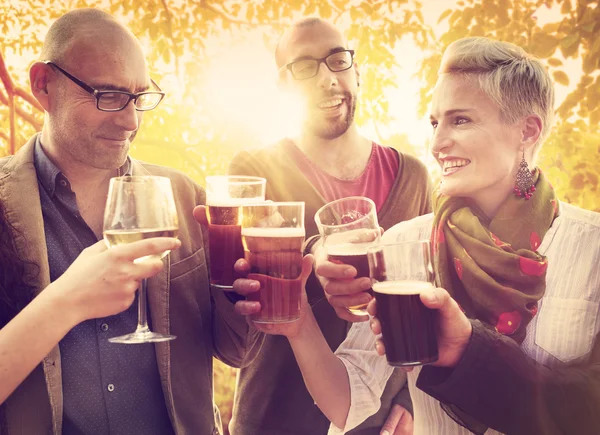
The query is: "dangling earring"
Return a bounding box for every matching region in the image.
[514,149,535,200]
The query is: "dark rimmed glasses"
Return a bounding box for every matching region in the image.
[280,49,355,80]
[44,61,165,112]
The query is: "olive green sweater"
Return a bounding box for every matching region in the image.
[228,140,432,435]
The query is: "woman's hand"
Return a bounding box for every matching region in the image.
[368,287,473,369]
[49,238,181,325]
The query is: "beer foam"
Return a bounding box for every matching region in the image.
[206,197,264,207]
[241,227,305,238]
[373,280,434,295]
[326,243,370,256]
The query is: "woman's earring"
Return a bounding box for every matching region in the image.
[514,149,535,200]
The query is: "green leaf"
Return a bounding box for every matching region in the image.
[547,58,563,67]
[437,9,452,24]
[531,32,558,58]
[553,71,569,86]
[319,3,333,18]
[560,33,580,57]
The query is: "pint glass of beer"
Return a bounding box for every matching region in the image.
[367,241,438,367]
[315,197,380,316]
[241,202,305,323]
[205,176,266,290]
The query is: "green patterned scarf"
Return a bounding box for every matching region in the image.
[431,169,558,343]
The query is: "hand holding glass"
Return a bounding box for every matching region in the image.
[103,176,179,344]
[205,176,266,290]
[315,196,381,316]
[241,202,305,324]
[367,240,438,366]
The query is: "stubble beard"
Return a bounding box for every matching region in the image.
[308,91,357,141]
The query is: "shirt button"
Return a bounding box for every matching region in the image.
[101,323,109,332]
[107,384,115,392]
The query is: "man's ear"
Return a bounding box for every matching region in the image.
[29,62,53,111]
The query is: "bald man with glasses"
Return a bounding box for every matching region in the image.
[0,8,262,435]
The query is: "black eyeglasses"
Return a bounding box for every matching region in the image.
[43,61,165,112]
[280,50,355,80]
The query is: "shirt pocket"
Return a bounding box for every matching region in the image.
[171,247,207,281]
[535,297,599,363]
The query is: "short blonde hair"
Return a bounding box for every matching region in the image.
[439,37,555,155]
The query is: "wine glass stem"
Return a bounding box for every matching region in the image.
[136,278,151,334]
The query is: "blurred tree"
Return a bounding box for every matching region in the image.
[0,1,432,433]
[1,1,598,433]
[0,0,433,182]
[417,0,600,211]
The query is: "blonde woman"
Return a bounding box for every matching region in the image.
[232,37,600,434]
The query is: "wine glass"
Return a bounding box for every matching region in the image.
[103,176,179,344]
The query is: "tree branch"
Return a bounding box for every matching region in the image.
[159,0,180,76]
[0,89,43,130]
[14,86,43,112]
[0,50,43,112]
[200,0,251,25]
[197,0,277,27]
[0,51,15,96]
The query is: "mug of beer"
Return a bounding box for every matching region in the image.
[315,196,380,316]
[367,240,438,367]
[205,176,266,290]
[241,202,305,323]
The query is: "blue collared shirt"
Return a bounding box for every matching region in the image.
[33,139,174,435]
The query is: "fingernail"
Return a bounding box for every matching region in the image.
[361,279,372,290]
[250,282,260,290]
[381,431,390,435]
[424,292,437,304]
[344,268,355,277]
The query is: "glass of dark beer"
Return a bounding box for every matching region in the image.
[205,176,266,290]
[241,202,305,324]
[315,196,380,316]
[367,240,438,367]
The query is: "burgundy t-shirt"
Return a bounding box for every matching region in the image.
[283,139,399,212]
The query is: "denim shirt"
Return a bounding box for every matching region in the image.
[33,139,174,435]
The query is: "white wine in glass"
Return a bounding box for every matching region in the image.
[103,175,179,344]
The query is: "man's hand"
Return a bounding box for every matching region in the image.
[232,255,315,338]
[314,245,371,323]
[368,287,472,369]
[192,205,208,226]
[381,404,414,435]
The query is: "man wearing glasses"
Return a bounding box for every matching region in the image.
[0,8,261,435]
[225,17,432,435]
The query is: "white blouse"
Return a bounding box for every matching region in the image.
[329,202,600,435]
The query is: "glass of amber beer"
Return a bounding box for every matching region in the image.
[367,240,438,367]
[205,176,266,290]
[315,196,380,316]
[241,202,305,323]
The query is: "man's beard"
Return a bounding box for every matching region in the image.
[307,91,356,140]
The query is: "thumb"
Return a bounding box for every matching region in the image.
[193,205,208,226]
[420,287,460,320]
[300,254,314,288]
[380,404,405,435]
